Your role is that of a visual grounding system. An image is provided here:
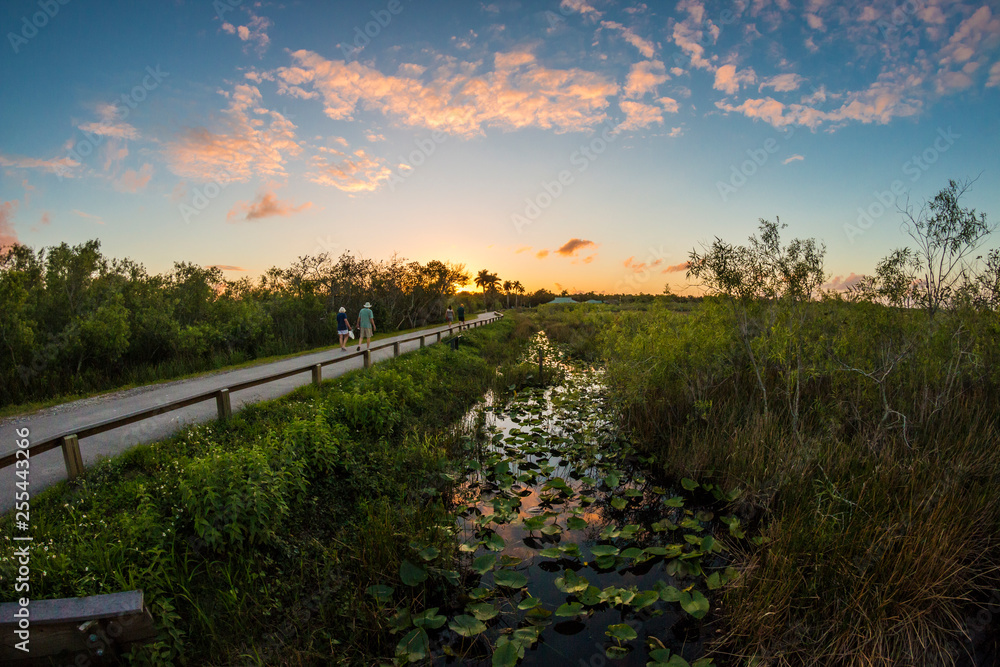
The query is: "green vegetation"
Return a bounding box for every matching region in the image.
[0,242,480,409]
[598,182,1000,664]
[0,319,526,664]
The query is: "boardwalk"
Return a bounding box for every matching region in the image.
[0,315,494,513]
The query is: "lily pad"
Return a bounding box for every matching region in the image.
[554,569,589,594]
[365,584,393,604]
[449,614,488,637]
[679,590,710,619]
[472,554,497,575]
[400,560,428,587]
[395,628,429,662]
[555,602,584,617]
[412,608,447,630]
[467,602,500,621]
[494,569,529,589]
[605,623,638,642]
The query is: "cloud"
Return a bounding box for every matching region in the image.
[715,76,921,129]
[0,153,80,177]
[662,261,690,273]
[659,97,680,113]
[275,49,618,137]
[114,163,154,192]
[72,209,104,225]
[667,126,684,137]
[823,273,863,291]
[989,61,1000,87]
[165,84,301,182]
[624,256,663,273]
[78,103,140,140]
[536,249,550,258]
[759,73,804,92]
[561,0,602,18]
[307,149,393,192]
[222,10,272,56]
[227,191,313,221]
[600,20,656,58]
[714,64,757,95]
[618,100,663,130]
[207,265,247,271]
[624,60,668,98]
[556,238,596,256]
[0,201,18,247]
[782,154,804,164]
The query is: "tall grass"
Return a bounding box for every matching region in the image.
[598,299,1000,665]
[0,319,523,665]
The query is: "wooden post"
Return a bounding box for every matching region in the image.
[364,350,371,368]
[311,364,322,385]
[419,335,425,348]
[393,341,400,357]
[216,388,232,420]
[61,434,84,481]
[436,331,442,342]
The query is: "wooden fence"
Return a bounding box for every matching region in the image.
[0,316,501,481]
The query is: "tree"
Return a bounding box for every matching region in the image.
[900,178,994,318]
[688,218,826,425]
[475,269,500,309]
[502,280,513,308]
[512,280,525,307]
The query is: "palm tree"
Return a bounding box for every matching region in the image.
[502,280,513,308]
[512,280,524,307]
[475,269,500,309]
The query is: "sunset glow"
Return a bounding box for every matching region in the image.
[2,0,999,293]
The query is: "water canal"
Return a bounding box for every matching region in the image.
[379,335,745,666]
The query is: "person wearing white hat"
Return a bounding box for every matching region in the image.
[336,306,351,351]
[355,302,375,351]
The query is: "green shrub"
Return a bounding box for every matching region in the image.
[179,445,304,551]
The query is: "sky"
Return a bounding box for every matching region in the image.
[1,0,999,295]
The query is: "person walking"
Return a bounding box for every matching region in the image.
[356,301,376,351]
[445,305,454,330]
[336,307,351,351]
[457,303,465,325]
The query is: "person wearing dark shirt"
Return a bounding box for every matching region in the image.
[336,307,350,351]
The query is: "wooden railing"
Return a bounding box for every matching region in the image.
[0,315,502,479]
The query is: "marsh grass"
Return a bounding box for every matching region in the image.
[591,300,1000,666]
[0,319,522,665]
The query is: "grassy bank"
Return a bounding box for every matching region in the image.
[0,318,523,665]
[598,298,1000,665]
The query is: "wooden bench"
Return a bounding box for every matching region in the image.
[0,590,157,665]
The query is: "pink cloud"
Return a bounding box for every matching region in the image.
[536,249,550,259]
[759,73,804,93]
[0,201,19,247]
[556,238,596,256]
[624,60,668,98]
[662,261,690,273]
[714,64,757,95]
[227,191,313,221]
[618,100,663,130]
[0,153,80,177]
[275,49,618,137]
[221,11,271,56]
[165,84,301,182]
[601,21,656,58]
[561,0,601,18]
[307,149,393,193]
[115,163,154,192]
[823,273,864,291]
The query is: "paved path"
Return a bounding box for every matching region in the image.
[0,315,496,513]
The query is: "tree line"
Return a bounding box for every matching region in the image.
[0,244,558,408]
